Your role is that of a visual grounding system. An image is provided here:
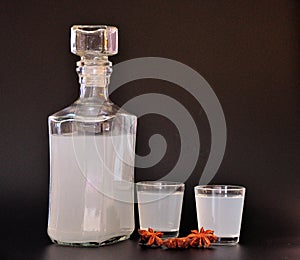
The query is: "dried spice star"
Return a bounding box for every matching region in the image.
[163,237,190,249]
[187,227,218,248]
[138,228,164,247]
[138,227,218,249]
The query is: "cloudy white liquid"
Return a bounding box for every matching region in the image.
[138,191,184,233]
[48,135,135,244]
[196,195,244,237]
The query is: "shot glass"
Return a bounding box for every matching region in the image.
[137,181,185,238]
[194,185,246,245]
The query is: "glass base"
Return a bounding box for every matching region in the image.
[51,234,130,247]
[160,230,179,238]
[212,236,239,245]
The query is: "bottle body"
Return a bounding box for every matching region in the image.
[48,97,136,246]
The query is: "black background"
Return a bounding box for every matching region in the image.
[0,0,299,259]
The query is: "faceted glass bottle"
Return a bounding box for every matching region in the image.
[48,25,136,246]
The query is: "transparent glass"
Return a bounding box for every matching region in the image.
[47,25,137,246]
[137,181,185,238]
[194,185,246,245]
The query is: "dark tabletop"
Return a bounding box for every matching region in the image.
[2,231,299,260]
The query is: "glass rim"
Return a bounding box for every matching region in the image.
[136,181,184,187]
[194,185,245,191]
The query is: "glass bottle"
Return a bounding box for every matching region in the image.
[47,25,137,246]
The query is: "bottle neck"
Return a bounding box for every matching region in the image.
[80,85,109,100]
[77,56,112,101]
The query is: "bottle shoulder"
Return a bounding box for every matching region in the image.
[49,101,136,122]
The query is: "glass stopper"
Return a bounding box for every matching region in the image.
[71,25,118,57]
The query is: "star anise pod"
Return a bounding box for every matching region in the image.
[187,227,218,248]
[138,228,164,247]
[163,237,190,249]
